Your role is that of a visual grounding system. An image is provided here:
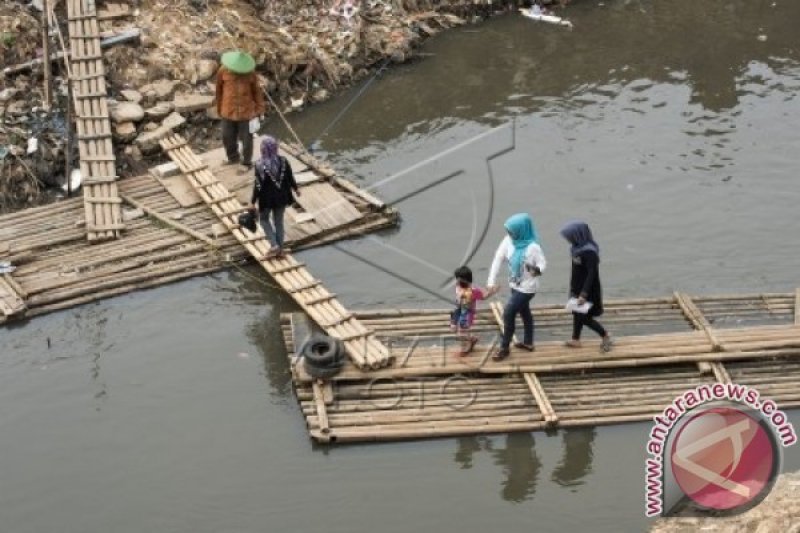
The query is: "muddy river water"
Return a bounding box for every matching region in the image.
[2,1,800,531]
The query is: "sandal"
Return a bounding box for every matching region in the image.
[564,340,582,348]
[454,337,478,357]
[514,342,535,352]
[492,347,510,361]
[601,336,614,352]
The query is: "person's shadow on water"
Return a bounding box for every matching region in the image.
[492,432,542,503]
[551,428,597,488]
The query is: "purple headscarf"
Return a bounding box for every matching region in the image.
[258,136,281,181]
[561,221,600,258]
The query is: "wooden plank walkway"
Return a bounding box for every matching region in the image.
[66,0,124,242]
[282,290,800,443]
[159,133,392,369]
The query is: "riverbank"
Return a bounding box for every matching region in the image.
[650,470,800,533]
[0,0,547,210]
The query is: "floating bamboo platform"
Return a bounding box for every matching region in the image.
[67,0,124,242]
[159,133,392,369]
[281,290,800,443]
[0,140,397,324]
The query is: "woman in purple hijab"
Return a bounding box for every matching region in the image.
[250,136,300,257]
[560,221,613,351]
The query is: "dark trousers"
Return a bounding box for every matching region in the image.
[221,119,253,165]
[259,205,286,248]
[501,289,535,348]
[572,312,607,340]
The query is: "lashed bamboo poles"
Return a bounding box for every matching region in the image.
[66,0,123,242]
[0,170,394,326]
[280,313,800,443]
[159,133,392,370]
[290,312,800,383]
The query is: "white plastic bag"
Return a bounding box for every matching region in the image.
[249,117,260,134]
[565,297,593,314]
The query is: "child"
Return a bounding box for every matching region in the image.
[450,266,495,356]
[560,221,613,352]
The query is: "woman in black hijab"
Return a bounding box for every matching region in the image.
[560,221,613,352]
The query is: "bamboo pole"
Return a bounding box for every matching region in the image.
[41,0,53,111]
[311,381,331,440]
[523,373,558,425]
[795,288,800,326]
[120,194,214,246]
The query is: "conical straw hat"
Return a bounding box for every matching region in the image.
[221,50,256,74]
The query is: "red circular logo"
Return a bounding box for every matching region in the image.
[670,406,778,511]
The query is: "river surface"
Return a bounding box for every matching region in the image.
[3,1,800,531]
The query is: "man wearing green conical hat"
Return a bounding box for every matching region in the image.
[215,50,266,172]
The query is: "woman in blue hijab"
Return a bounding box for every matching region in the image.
[561,221,613,351]
[487,213,547,360]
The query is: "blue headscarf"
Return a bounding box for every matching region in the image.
[504,213,539,281]
[561,221,599,258]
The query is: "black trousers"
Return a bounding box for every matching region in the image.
[572,312,606,340]
[221,119,253,165]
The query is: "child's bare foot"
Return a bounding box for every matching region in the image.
[564,339,582,348]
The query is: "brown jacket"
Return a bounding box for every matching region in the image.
[215,66,266,121]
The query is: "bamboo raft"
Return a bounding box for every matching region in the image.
[66,0,124,242]
[281,290,800,443]
[158,133,392,369]
[0,142,397,325]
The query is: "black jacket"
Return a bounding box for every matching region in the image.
[569,250,603,316]
[250,156,298,209]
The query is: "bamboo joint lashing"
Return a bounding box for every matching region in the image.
[67,13,98,21]
[69,72,105,81]
[319,313,354,328]
[82,175,118,185]
[80,154,116,162]
[271,262,306,275]
[305,293,337,305]
[335,330,374,342]
[86,223,126,232]
[287,280,321,293]
[85,196,122,204]
[77,133,112,141]
[73,90,107,98]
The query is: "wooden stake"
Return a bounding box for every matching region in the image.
[41,0,53,111]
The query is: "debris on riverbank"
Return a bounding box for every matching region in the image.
[649,470,800,533]
[1,0,544,210]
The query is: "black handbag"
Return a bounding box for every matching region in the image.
[238,208,257,233]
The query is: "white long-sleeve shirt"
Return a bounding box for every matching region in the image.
[487,236,547,294]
